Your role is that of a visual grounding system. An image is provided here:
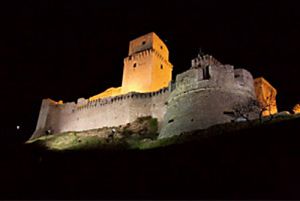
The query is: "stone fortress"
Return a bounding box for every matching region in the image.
[31,32,278,140]
[160,54,260,138]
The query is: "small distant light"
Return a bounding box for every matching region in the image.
[16,125,20,130]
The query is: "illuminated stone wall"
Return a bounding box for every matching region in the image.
[159,55,259,139]
[31,33,267,140]
[121,32,172,94]
[89,87,122,101]
[31,87,170,139]
[32,99,55,139]
[293,103,300,114]
[128,32,169,61]
[254,77,278,116]
[31,32,173,139]
[87,32,172,100]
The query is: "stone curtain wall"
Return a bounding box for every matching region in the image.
[31,50,260,140]
[31,99,55,139]
[32,87,170,139]
[234,69,256,97]
[159,89,258,139]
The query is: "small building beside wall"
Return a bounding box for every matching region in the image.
[254,77,278,116]
[293,103,300,114]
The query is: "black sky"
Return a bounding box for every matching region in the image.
[1,0,300,139]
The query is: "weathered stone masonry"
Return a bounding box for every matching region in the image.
[32,32,173,139]
[31,32,278,140]
[31,87,170,139]
[159,55,260,139]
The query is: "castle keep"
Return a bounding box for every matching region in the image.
[31,32,277,140]
[121,32,172,94]
[88,32,172,100]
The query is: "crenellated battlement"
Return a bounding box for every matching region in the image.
[31,33,267,141]
[124,49,152,63]
[159,55,260,139]
[122,32,172,94]
[152,49,172,67]
[31,84,171,138]
[77,87,171,111]
[123,48,172,68]
[191,54,222,69]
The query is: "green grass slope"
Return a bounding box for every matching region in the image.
[1,113,300,199]
[26,113,300,151]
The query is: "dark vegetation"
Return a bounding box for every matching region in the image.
[0,115,300,199]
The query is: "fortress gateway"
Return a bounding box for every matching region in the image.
[31,32,277,140]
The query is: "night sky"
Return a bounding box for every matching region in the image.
[1,0,300,140]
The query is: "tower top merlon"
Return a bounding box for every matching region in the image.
[128,32,169,60]
[191,54,222,69]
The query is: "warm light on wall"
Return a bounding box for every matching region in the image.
[121,83,149,94]
[254,77,278,116]
[89,32,172,101]
[47,99,63,105]
[293,104,300,114]
[89,87,122,101]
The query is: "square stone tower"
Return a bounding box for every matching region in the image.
[121,32,173,94]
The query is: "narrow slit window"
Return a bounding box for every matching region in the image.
[203,65,210,79]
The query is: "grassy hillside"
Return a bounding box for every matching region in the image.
[27,113,300,151]
[0,113,300,199]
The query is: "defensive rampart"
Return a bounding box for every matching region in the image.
[31,87,170,139]
[159,55,260,139]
